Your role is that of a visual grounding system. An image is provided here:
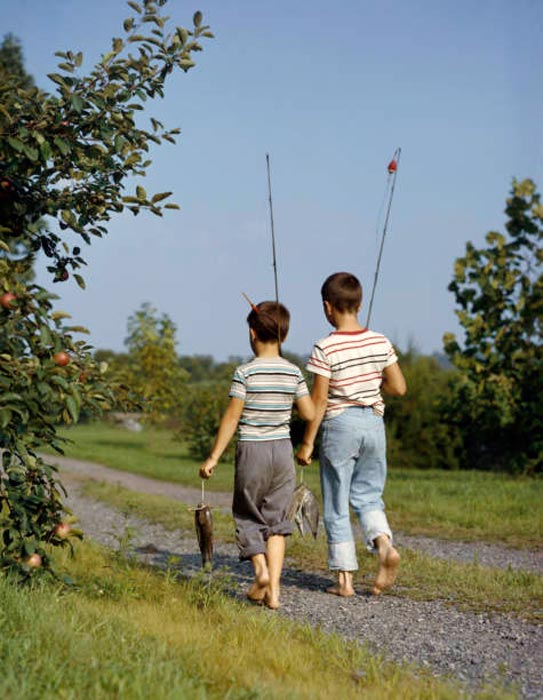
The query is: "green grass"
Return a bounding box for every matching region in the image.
[53,422,543,549]
[385,468,543,549]
[0,542,515,700]
[46,422,236,492]
[81,480,543,623]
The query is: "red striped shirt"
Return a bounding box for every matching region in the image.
[306,329,398,417]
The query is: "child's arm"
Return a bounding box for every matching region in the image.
[199,397,244,479]
[381,362,407,397]
[296,394,316,422]
[296,374,329,465]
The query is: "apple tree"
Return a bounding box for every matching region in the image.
[443,179,543,473]
[0,0,213,577]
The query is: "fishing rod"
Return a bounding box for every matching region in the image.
[265,153,282,352]
[266,153,280,307]
[365,147,401,328]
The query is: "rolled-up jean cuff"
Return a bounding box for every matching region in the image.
[328,541,358,571]
[360,509,392,553]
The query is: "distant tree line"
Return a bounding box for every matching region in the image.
[95,179,542,475]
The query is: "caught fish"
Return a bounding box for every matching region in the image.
[194,502,214,569]
[287,483,319,539]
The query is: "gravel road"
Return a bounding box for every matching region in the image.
[53,455,543,699]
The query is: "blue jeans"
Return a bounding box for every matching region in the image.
[319,407,392,571]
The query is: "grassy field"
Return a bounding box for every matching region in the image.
[52,422,543,548]
[0,541,514,700]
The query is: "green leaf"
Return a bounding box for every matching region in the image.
[71,94,84,113]
[48,73,69,87]
[23,145,39,161]
[193,11,203,27]
[151,191,172,204]
[74,274,86,290]
[40,140,52,162]
[50,375,69,389]
[54,137,70,156]
[127,1,142,12]
[7,136,24,152]
[0,393,23,403]
[136,185,147,201]
[40,325,52,346]
[51,311,72,321]
[61,210,76,227]
[177,28,188,45]
[66,396,79,423]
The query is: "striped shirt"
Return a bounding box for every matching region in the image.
[229,357,309,441]
[306,329,398,418]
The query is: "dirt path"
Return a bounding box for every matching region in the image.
[44,455,543,698]
[50,454,543,574]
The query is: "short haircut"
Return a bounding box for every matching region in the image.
[321,272,362,312]
[247,301,290,343]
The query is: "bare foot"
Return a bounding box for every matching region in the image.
[326,570,354,597]
[326,586,355,597]
[247,572,270,602]
[264,590,280,610]
[372,545,400,595]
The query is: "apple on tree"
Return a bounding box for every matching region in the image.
[26,553,42,569]
[0,292,17,309]
[53,351,70,366]
[53,522,71,539]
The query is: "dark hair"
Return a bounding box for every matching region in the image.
[247,301,290,343]
[321,272,362,312]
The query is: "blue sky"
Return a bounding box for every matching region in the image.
[5,0,542,359]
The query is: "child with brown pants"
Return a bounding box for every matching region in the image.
[297,272,406,597]
[199,301,315,609]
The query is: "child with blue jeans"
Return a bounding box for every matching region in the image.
[200,300,315,609]
[297,272,406,597]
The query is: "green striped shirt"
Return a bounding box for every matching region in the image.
[230,357,309,441]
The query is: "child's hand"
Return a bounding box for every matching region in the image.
[199,457,217,479]
[296,442,313,466]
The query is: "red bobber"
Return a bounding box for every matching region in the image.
[387,159,397,174]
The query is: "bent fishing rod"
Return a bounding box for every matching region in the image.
[365,147,401,328]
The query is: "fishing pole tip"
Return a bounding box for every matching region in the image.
[387,147,401,174]
[242,291,260,314]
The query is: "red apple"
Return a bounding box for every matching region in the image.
[0,292,17,309]
[54,522,71,539]
[26,553,42,569]
[53,351,70,367]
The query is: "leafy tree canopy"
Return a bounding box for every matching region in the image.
[443,179,543,473]
[123,302,189,423]
[0,0,212,578]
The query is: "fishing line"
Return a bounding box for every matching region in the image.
[365,147,401,328]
